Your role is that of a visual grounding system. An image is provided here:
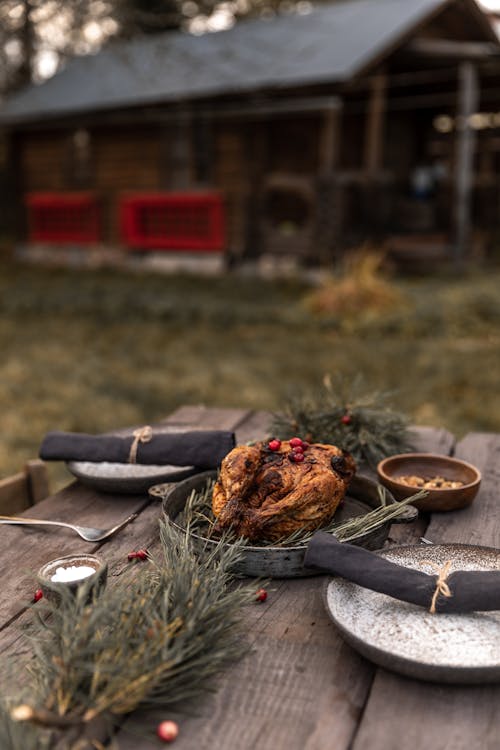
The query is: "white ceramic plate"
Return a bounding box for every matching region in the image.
[325,543,500,683]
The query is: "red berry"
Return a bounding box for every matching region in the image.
[292,445,304,454]
[290,451,305,463]
[301,441,310,450]
[268,439,281,451]
[255,588,267,602]
[128,549,148,561]
[156,720,179,742]
[289,437,303,448]
[341,414,352,425]
[33,589,43,603]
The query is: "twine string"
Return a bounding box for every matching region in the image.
[422,559,453,614]
[128,425,153,463]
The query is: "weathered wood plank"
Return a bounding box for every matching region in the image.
[0,483,150,628]
[117,577,374,750]
[161,405,251,431]
[426,432,500,548]
[350,431,500,750]
[0,499,165,663]
[26,459,50,504]
[0,471,31,514]
[234,410,272,443]
[408,425,456,456]
[351,671,500,750]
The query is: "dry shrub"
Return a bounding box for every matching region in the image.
[305,247,404,317]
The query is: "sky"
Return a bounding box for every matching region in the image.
[478,0,500,10]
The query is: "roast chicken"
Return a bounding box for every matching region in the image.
[212,439,356,541]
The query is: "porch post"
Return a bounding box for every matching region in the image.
[317,100,342,264]
[319,100,341,174]
[168,109,192,189]
[364,69,387,176]
[454,61,479,266]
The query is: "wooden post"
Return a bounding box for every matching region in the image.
[319,101,340,175]
[317,101,342,264]
[454,61,479,266]
[26,459,50,504]
[364,70,387,176]
[168,109,192,189]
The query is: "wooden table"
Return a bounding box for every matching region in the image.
[2,406,500,749]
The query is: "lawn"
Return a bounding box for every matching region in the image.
[1,256,500,490]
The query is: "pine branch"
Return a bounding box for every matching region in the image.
[270,374,414,468]
[5,520,254,748]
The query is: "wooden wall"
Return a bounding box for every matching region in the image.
[93,126,164,241]
[19,131,66,191]
[213,123,252,259]
[212,115,322,259]
[18,126,168,243]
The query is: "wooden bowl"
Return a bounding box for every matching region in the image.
[377,453,481,512]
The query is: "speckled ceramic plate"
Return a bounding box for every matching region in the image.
[325,543,500,684]
[66,425,197,493]
[66,462,195,493]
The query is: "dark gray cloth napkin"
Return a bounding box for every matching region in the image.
[304,532,500,613]
[39,429,235,470]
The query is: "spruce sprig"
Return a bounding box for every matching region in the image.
[271,375,414,468]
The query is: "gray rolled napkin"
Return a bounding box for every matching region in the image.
[304,532,500,613]
[39,429,235,470]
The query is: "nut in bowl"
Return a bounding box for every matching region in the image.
[377,453,481,512]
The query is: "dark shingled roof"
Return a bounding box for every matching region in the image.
[0,0,490,124]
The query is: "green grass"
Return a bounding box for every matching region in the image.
[1,257,499,490]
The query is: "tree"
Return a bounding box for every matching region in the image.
[0,0,318,96]
[113,0,185,36]
[0,0,120,95]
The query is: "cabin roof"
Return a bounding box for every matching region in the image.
[0,0,497,125]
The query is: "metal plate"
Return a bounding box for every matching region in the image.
[153,470,416,578]
[66,460,196,494]
[324,543,500,684]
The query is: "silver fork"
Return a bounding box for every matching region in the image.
[0,512,139,542]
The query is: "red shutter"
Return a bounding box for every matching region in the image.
[120,192,225,251]
[26,192,100,244]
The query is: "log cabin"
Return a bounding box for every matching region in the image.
[1,0,500,272]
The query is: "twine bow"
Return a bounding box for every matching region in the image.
[422,559,453,614]
[128,425,153,463]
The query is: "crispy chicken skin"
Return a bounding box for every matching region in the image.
[212,441,356,541]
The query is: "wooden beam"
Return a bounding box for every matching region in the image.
[407,39,500,59]
[453,61,479,266]
[364,70,387,177]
